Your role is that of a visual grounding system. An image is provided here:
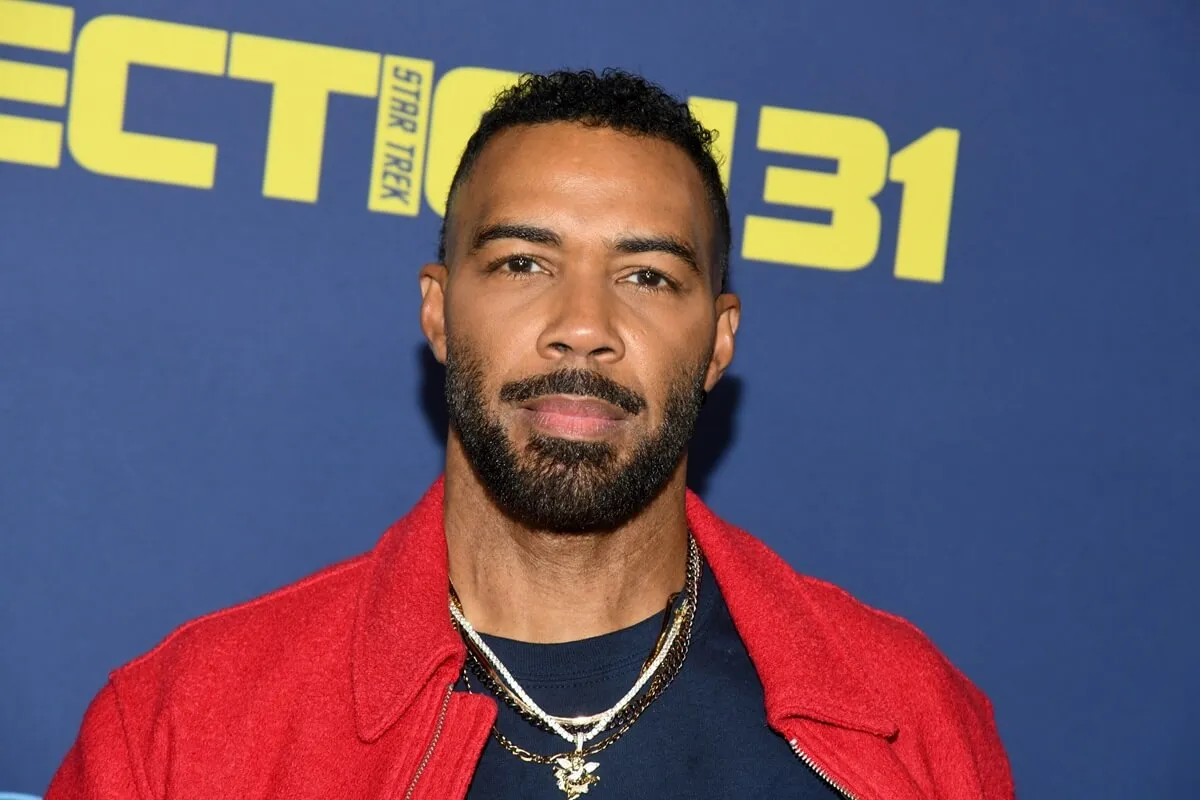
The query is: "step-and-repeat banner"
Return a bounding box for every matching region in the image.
[2,0,1198,796]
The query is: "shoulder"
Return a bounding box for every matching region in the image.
[60,552,377,796]
[109,552,370,714]
[795,569,995,719]
[704,510,991,718]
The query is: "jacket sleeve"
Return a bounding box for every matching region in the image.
[963,681,1016,800]
[45,682,146,800]
[876,607,1016,799]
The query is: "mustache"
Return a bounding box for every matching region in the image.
[498,368,647,416]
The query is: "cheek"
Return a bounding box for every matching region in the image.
[446,315,526,387]
[449,280,542,344]
[645,347,712,416]
[630,313,713,372]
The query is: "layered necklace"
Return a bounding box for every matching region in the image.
[449,535,701,799]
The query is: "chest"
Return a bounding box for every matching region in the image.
[460,638,847,800]
[465,704,847,799]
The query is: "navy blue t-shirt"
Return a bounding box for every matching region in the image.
[459,565,844,799]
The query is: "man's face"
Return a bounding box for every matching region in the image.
[422,122,738,533]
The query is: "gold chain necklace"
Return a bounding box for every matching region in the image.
[450,535,701,799]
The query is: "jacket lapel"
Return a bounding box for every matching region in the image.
[352,478,466,742]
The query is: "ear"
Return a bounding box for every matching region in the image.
[704,292,741,392]
[419,263,449,364]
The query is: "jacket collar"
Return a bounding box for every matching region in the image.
[685,491,898,738]
[353,477,897,741]
[352,479,464,741]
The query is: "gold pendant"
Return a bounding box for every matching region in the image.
[553,753,600,799]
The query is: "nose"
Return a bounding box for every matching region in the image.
[535,271,626,365]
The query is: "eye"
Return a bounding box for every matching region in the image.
[504,256,547,275]
[623,268,676,291]
[496,255,545,274]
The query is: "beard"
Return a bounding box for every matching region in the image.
[444,337,710,533]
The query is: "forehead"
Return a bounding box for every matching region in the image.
[451,123,713,254]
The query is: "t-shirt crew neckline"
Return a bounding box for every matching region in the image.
[475,562,719,687]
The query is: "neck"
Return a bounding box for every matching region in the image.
[442,435,691,644]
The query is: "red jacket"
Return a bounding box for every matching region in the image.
[48,479,1014,799]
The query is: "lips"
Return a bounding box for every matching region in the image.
[519,395,630,438]
[523,396,629,420]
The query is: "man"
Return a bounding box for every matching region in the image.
[48,69,1013,799]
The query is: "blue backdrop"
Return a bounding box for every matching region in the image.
[2,0,1199,796]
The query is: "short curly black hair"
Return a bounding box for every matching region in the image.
[437,69,731,292]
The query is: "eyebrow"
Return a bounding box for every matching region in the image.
[469,223,703,278]
[611,235,702,277]
[470,223,562,252]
